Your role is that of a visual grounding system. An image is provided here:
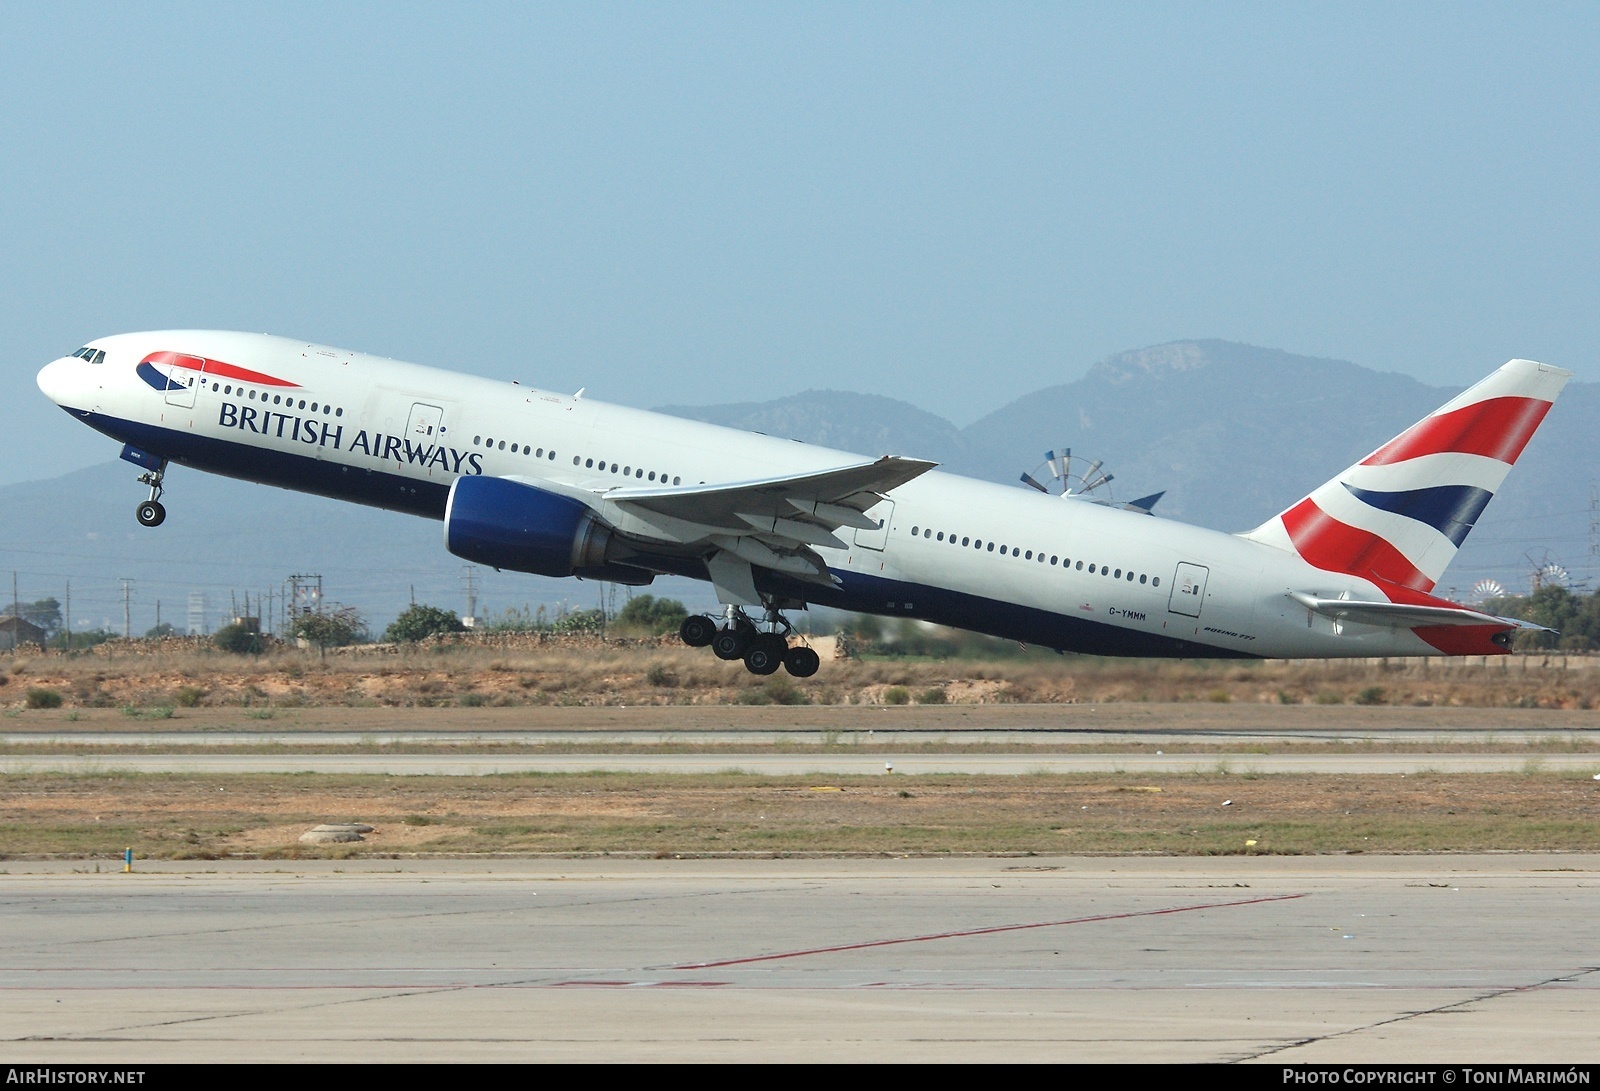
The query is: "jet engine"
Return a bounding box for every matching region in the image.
[444,475,654,584]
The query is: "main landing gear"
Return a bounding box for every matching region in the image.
[679,606,821,678]
[135,466,167,527]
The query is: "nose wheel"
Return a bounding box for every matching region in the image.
[134,466,167,527]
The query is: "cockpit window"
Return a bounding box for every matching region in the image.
[70,347,105,364]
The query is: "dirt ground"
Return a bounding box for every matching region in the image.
[7,638,1600,711]
[4,770,1597,858]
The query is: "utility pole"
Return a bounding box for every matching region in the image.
[64,581,71,651]
[121,579,133,639]
[462,565,479,625]
[155,600,161,637]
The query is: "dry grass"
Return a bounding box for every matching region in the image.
[6,638,1600,712]
[2,770,1597,859]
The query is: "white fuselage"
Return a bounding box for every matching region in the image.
[36,330,1477,659]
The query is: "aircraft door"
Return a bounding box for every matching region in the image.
[405,402,445,443]
[163,355,205,409]
[853,500,894,551]
[1167,562,1209,618]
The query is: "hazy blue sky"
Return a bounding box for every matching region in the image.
[4,3,1598,488]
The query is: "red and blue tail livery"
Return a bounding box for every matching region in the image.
[36,331,1572,674]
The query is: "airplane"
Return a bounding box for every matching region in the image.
[36,332,1569,676]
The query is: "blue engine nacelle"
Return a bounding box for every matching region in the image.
[444,476,653,584]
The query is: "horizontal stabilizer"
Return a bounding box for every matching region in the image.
[1286,591,1546,631]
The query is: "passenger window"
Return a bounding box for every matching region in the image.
[1114,569,1121,578]
[1050,556,1058,565]
[1139,574,1147,584]
[986,542,995,552]
[1025,550,1032,560]
[673,476,681,485]
[586,459,594,468]
[1152,577,1160,587]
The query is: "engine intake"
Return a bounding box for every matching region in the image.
[444,476,651,584]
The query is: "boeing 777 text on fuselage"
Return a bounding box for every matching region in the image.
[36,332,1568,676]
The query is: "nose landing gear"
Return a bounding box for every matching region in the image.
[134,467,167,527]
[678,605,821,677]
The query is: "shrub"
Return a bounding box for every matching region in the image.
[916,687,947,704]
[174,686,205,708]
[762,677,809,706]
[25,688,62,709]
[1355,686,1387,706]
[458,692,488,707]
[384,605,465,643]
[292,608,367,651]
[882,686,911,706]
[614,595,690,636]
[213,623,264,654]
[645,663,678,687]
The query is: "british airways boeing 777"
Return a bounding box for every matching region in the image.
[36,332,1568,676]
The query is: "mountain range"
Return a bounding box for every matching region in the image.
[4,341,1591,636]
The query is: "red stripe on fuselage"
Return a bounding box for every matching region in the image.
[1280,498,1434,591]
[140,350,300,389]
[1362,396,1550,466]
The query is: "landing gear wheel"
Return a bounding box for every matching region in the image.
[136,500,166,527]
[679,615,716,648]
[783,645,821,678]
[743,634,788,676]
[711,627,750,661]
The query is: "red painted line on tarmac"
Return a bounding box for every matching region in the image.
[673,892,1308,970]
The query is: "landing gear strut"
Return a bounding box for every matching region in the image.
[135,467,166,527]
[680,603,822,677]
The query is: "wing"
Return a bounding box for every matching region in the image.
[577,456,937,591]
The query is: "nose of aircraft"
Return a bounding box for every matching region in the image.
[36,356,77,406]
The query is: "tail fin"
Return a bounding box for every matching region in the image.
[1242,359,1571,591]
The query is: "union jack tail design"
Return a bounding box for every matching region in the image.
[1242,359,1571,593]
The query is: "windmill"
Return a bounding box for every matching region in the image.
[1525,550,1574,593]
[1019,448,1165,515]
[1469,579,1506,605]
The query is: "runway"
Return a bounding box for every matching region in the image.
[1,855,1596,1062]
[5,751,1600,774]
